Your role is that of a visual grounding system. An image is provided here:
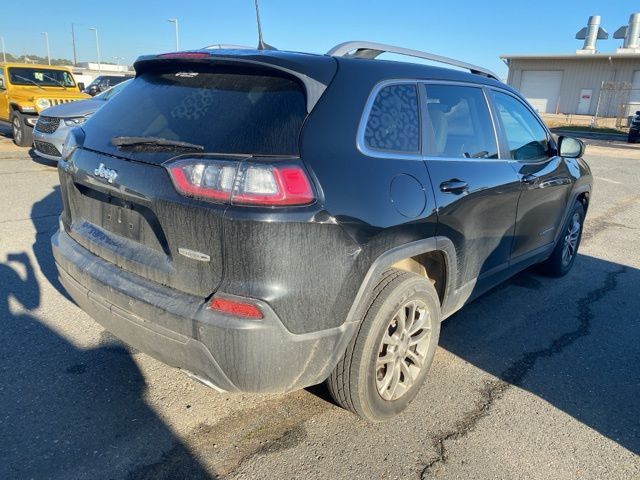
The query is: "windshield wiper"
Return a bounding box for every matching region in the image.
[41,73,67,90]
[111,136,205,152]
[14,75,44,90]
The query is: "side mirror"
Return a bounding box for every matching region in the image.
[77,82,85,91]
[558,136,585,158]
[0,78,5,89]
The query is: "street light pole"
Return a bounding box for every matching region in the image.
[71,23,78,66]
[41,32,51,65]
[89,27,101,72]
[168,18,179,51]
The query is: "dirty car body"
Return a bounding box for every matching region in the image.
[51,46,592,408]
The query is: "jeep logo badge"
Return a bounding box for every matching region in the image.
[94,163,118,184]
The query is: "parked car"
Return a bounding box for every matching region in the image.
[52,43,592,420]
[0,63,90,146]
[33,79,131,161]
[84,75,133,96]
[629,110,640,143]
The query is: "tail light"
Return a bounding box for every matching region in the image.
[167,158,315,206]
[157,52,211,59]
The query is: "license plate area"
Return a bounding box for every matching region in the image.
[102,201,142,241]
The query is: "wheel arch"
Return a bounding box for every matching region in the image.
[345,237,458,326]
[554,184,591,246]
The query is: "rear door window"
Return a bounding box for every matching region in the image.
[491,91,550,161]
[363,83,420,154]
[422,84,498,159]
[85,68,307,156]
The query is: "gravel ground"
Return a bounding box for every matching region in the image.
[0,127,638,479]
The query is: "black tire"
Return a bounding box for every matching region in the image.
[327,269,441,421]
[538,201,585,277]
[11,111,34,147]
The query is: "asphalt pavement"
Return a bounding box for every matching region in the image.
[0,128,638,479]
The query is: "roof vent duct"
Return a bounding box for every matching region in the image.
[614,12,640,52]
[575,15,608,54]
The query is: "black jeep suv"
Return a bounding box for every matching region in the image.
[52,42,592,420]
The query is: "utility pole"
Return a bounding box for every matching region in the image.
[41,32,51,65]
[1,37,6,63]
[71,23,78,66]
[89,27,101,72]
[168,18,179,51]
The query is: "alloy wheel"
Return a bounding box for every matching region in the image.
[12,117,22,144]
[375,300,432,401]
[562,212,581,267]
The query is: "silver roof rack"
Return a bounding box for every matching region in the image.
[327,41,500,81]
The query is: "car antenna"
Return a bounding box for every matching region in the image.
[254,0,276,50]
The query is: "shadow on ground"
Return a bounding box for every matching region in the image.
[0,187,214,479]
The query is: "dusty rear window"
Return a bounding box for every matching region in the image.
[87,68,307,155]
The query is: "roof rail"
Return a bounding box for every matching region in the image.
[327,41,500,81]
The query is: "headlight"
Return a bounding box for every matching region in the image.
[64,117,87,127]
[35,98,51,110]
[61,127,85,161]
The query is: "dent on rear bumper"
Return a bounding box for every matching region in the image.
[51,228,357,393]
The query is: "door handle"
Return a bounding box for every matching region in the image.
[521,174,538,184]
[440,179,469,194]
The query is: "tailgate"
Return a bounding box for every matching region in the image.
[59,149,226,298]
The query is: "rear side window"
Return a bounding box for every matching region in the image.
[492,91,549,161]
[364,83,420,154]
[423,84,498,159]
[86,69,307,155]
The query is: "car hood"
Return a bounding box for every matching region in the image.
[10,86,91,100]
[40,98,106,118]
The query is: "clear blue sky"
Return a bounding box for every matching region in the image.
[1,1,635,77]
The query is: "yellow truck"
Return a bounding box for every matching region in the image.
[0,63,90,146]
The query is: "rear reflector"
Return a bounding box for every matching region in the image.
[167,158,314,206]
[209,298,263,319]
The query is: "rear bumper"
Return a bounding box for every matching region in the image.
[52,228,356,393]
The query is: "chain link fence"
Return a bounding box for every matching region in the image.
[594,81,639,128]
[541,82,638,131]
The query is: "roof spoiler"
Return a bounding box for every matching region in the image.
[133,52,332,112]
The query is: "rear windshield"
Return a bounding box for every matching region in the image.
[86,68,307,155]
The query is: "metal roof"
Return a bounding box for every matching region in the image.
[501,52,640,60]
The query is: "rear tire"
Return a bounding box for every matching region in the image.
[538,201,585,277]
[11,111,34,147]
[327,269,441,421]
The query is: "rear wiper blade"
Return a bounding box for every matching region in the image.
[111,136,204,151]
